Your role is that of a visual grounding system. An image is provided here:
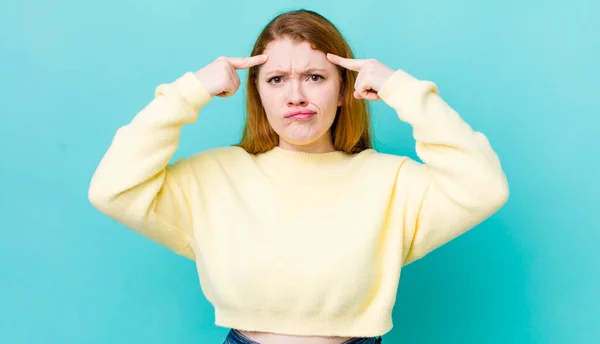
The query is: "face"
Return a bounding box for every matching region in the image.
[257,38,343,152]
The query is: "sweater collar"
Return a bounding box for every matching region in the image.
[255,146,367,182]
[264,146,351,166]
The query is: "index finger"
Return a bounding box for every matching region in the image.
[227,54,268,70]
[326,53,365,71]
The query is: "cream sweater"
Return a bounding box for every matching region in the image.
[88,69,509,337]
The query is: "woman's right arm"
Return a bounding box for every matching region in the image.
[88,54,268,260]
[88,72,212,260]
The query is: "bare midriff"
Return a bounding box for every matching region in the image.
[239,330,353,344]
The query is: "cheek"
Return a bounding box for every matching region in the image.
[258,87,278,111]
[307,85,340,110]
[258,87,284,125]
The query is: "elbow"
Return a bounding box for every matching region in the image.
[497,175,510,205]
[481,172,509,216]
[493,168,509,204]
[88,182,134,227]
[88,182,110,212]
[455,165,509,217]
[87,175,117,214]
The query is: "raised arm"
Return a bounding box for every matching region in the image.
[88,54,268,260]
[326,52,508,265]
[88,72,212,260]
[378,69,509,265]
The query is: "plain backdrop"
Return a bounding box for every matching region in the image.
[1,0,598,343]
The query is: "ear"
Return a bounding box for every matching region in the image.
[337,92,343,106]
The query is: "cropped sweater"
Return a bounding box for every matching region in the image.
[88,69,509,337]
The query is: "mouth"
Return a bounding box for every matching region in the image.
[284,110,316,120]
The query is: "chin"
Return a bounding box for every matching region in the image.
[280,128,331,148]
[281,135,320,146]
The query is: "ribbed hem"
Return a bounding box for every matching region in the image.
[214,308,393,337]
[172,72,212,110]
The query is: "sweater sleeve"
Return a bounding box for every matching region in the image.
[88,72,212,261]
[377,70,509,266]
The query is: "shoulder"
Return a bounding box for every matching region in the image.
[167,145,252,174]
[359,148,428,177]
[360,148,412,167]
[165,146,252,185]
[184,145,252,167]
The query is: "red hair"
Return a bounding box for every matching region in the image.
[237,9,372,154]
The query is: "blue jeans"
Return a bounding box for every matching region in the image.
[223,329,383,344]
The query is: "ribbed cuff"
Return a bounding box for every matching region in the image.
[172,71,213,110]
[377,69,439,123]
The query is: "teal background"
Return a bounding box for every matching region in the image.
[1,0,598,343]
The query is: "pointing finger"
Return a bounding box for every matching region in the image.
[326,53,365,71]
[227,54,268,70]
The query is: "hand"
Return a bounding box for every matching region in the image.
[194,55,268,97]
[326,53,394,101]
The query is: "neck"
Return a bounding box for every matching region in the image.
[278,134,335,153]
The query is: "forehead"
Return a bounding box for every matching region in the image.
[260,39,332,72]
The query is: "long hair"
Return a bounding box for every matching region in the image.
[236,9,372,154]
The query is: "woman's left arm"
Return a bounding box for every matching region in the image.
[328,54,509,265]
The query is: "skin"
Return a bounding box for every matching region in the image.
[194,40,395,343]
[194,37,395,155]
[256,38,343,153]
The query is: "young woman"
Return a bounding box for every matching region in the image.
[89,9,509,344]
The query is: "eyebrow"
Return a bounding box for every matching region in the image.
[263,68,329,77]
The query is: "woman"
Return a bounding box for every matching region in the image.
[88,9,509,344]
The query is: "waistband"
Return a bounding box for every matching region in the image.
[224,329,382,344]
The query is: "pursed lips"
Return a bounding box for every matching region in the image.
[284,110,316,120]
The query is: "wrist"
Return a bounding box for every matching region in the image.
[174,72,213,108]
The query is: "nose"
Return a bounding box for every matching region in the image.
[286,80,307,106]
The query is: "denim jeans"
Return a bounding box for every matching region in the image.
[223,329,383,344]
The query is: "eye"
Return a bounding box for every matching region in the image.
[267,76,283,84]
[309,74,324,82]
